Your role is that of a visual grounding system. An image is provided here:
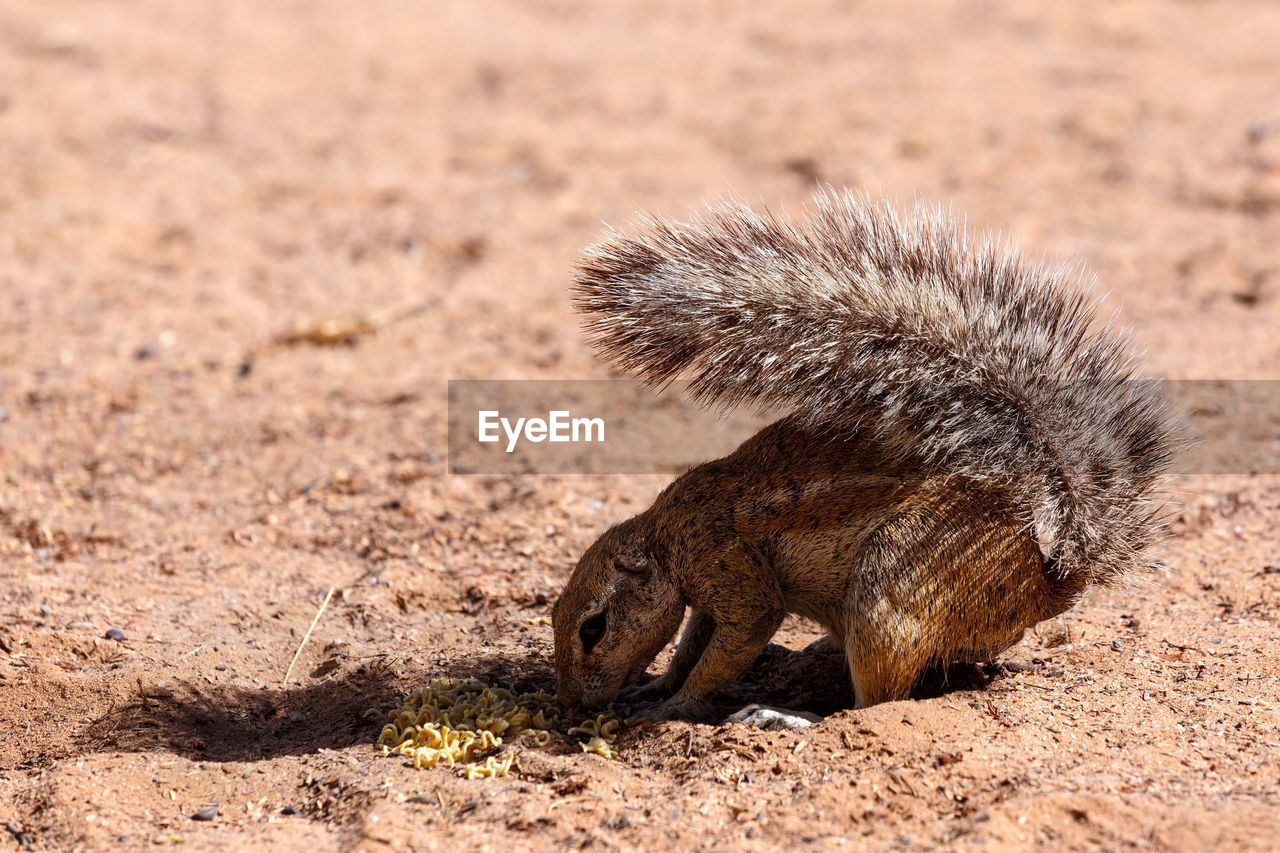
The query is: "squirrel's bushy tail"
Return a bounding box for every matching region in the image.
[572,188,1182,586]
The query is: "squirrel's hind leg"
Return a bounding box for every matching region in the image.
[843,634,927,709]
[840,548,940,708]
[841,483,1054,709]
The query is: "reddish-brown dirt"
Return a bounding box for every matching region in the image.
[2,1,1278,850]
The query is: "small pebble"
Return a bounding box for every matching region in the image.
[191,806,218,822]
[1001,660,1037,673]
[68,621,96,631]
[0,405,8,421]
[104,628,126,642]
[280,805,299,816]
[1110,639,1123,651]
[39,604,52,617]
[1247,119,1273,144]
[135,344,157,360]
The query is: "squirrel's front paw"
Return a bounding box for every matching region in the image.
[620,675,674,704]
[642,695,716,723]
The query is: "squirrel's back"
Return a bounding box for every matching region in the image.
[572,188,1182,588]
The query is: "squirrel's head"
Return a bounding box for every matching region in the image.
[552,515,684,709]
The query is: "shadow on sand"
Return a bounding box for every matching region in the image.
[80,644,997,764]
[81,654,557,764]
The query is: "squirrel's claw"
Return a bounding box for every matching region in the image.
[619,675,673,704]
[639,696,717,723]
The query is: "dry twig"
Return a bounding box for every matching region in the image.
[283,587,335,685]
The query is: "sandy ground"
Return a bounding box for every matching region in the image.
[2,1,1279,850]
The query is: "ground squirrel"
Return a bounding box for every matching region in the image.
[552,189,1181,723]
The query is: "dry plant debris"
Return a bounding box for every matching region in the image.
[274,298,431,347]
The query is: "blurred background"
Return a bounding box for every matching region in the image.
[3,0,1278,394]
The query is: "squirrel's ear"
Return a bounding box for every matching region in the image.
[610,547,650,574]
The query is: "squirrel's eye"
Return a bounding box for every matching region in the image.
[579,612,607,653]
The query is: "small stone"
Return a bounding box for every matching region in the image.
[68,621,96,631]
[39,604,52,617]
[104,628,126,642]
[1110,639,1123,651]
[191,806,218,821]
[0,405,8,421]
[1247,119,1273,144]
[280,805,299,816]
[135,344,157,360]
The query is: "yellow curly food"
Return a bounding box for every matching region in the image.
[374,677,625,778]
[579,736,615,759]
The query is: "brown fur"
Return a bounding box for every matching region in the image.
[553,190,1182,718]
